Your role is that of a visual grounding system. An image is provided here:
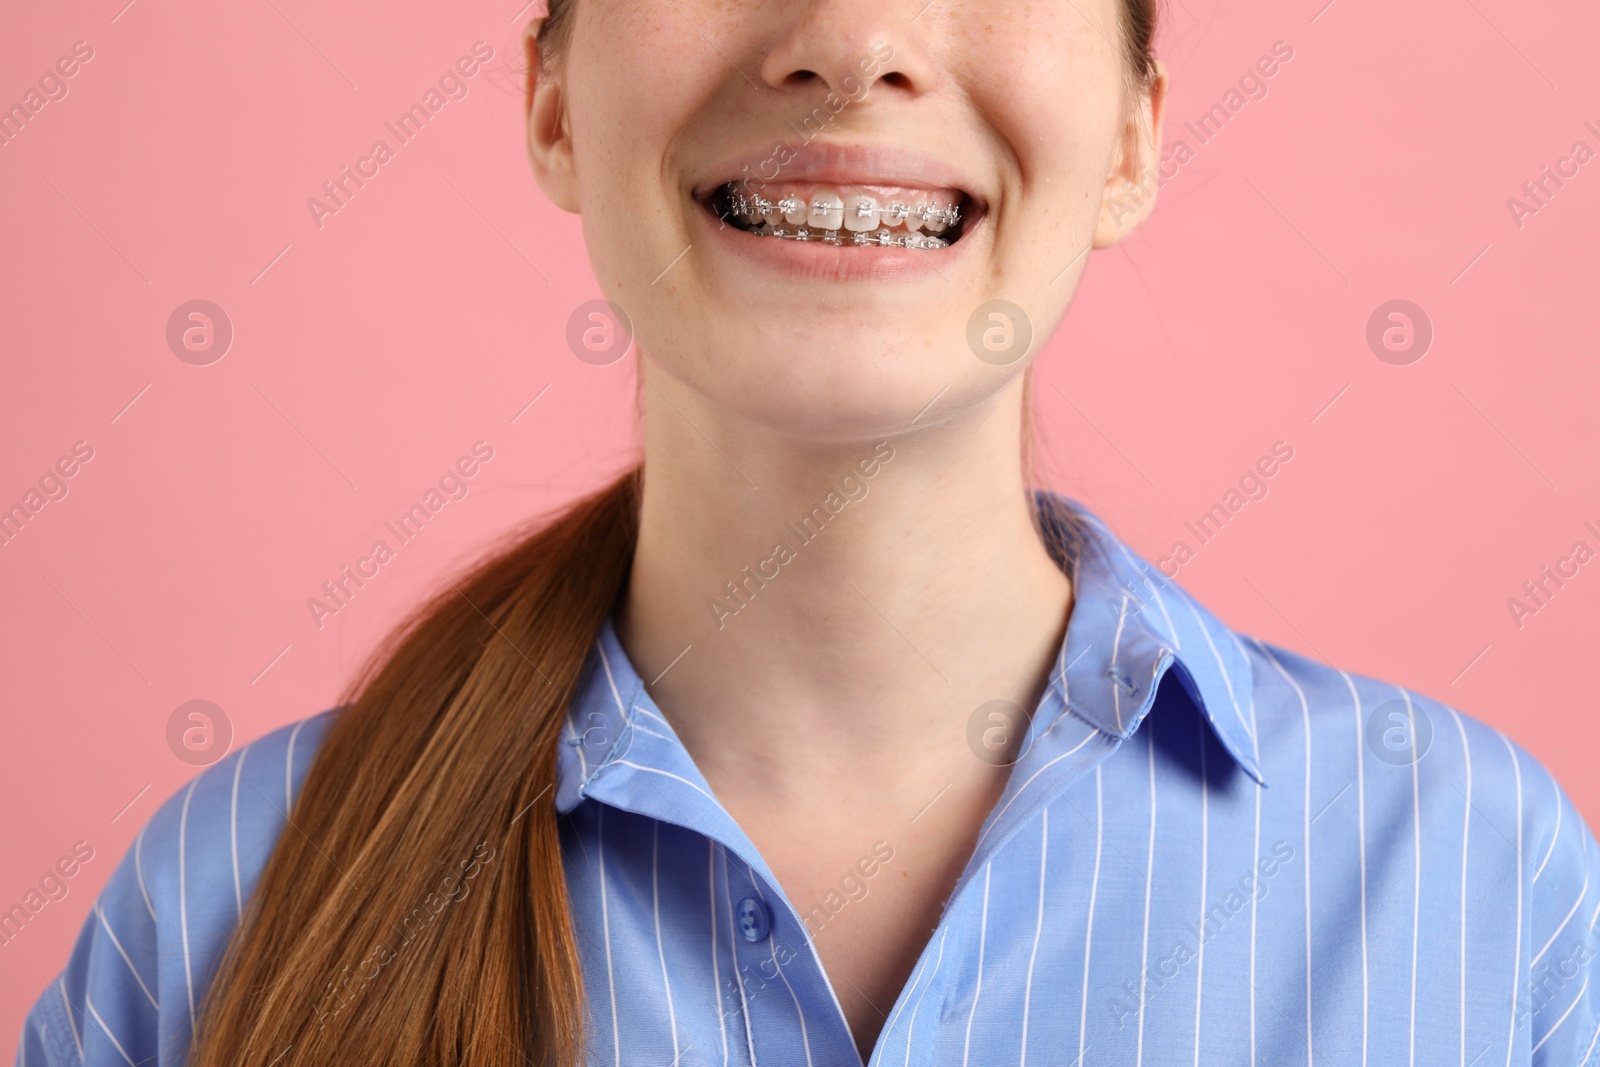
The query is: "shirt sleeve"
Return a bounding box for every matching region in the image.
[14,823,166,1067]
[13,711,334,1067]
[1523,768,1600,1065]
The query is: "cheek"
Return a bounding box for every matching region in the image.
[565,11,729,283]
[956,15,1128,236]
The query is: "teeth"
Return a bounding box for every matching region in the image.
[723,185,960,239]
[843,193,880,232]
[807,188,845,231]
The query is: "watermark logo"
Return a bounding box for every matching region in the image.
[1106,40,1296,228]
[0,40,95,150]
[314,840,495,1033]
[1107,840,1296,1028]
[1506,122,1598,231]
[967,300,1033,366]
[307,442,495,630]
[306,42,495,230]
[0,440,95,548]
[166,300,233,366]
[705,442,895,630]
[796,840,895,937]
[1365,300,1431,366]
[1507,521,1600,630]
[166,699,233,766]
[0,841,95,949]
[966,699,1029,766]
[566,299,633,366]
[1364,698,1432,766]
[725,41,896,201]
[1157,440,1295,577]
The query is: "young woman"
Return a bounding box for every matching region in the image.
[18,0,1600,1064]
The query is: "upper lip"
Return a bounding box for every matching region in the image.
[691,141,984,206]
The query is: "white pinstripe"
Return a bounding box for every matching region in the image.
[178,777,199,1042]
[631,722,678,744]
[133,825,156,922]
[722,850,760,1067]
[598,805,621,1067]
[285,717,306,813]
[747,865,814,1067]
[709,842,729,1067]
[902,929,948,1067]
[1341,672,1370,1067]
[1407,689,1421,1067]
[84,995,137,1066]
[653,823,682,1066]
[634,704,673,729]
[1110,595,1132,730]
[1249,683,1261,1067]
[1257,641,1315,1067]
[1504,734,1524,1067]
[230,743,246,918]
[1533,976,1589,1055]
[1533,874,1591,966]
[1193,717,1208,1067]
[1579,1002,1600,1064]
[1533,777,1564,885]
[1020,809,1049,1066]
[1452,709,1473,1067]
[961,866,992,1067]
[1106,531,1181,652]
[574,638,630,781]
[598,638,627,713]
[976,731,1099,851]
[55,978,82,1059]
[1137,724,1156,1067]
[1180,594,1250,744]
[1079,773,1103,1067]
[610,760,722,807]
[92,902,158,1010]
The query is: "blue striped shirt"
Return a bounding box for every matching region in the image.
[17,494,1600,1066]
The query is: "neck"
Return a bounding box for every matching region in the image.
[616,364,1074,807]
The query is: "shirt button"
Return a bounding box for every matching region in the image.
[735,897,771,943]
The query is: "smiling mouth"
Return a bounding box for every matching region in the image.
[700,181,974,249]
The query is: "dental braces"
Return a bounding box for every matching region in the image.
[722,192,961,249]
[747,225,951,249]
[726,193,962,230]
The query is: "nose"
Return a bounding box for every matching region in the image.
[758,2,939,102]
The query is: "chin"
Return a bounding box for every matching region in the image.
[662,327,1001,444]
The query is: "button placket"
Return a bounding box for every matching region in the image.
[722,864,860,1067]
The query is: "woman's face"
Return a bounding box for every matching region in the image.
[526,0,1165,442]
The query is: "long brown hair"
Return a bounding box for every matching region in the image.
[189,4,1158,1064]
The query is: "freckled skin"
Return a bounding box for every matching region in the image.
[525,0,1166,442]
[523,2,1168,1060]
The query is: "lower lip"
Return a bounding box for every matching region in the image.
[691,200,979,283]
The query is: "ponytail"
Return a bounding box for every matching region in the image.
[188,468,641,1067]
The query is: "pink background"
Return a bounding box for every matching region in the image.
[2,0,1597,1050]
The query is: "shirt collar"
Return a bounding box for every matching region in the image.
[555,489,1265,823]
[1031,491,1264,784]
